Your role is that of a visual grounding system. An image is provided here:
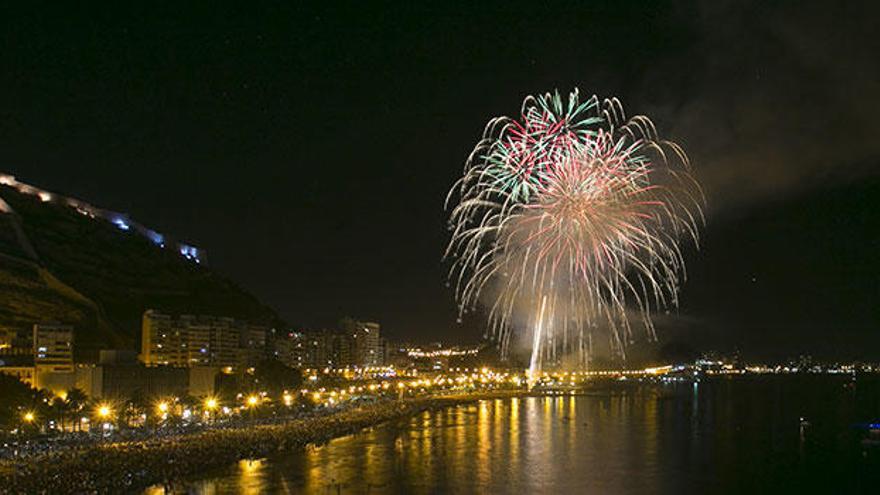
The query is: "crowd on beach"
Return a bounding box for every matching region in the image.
[0,393,511,494]
[0,403,338,461]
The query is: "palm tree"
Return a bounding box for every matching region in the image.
[0,374,36,429]
[126,389,153,428]
[50,396,72,432]
[65,388,88,432]
[32,389,53,433]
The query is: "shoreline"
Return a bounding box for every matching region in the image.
[0,391,522,494]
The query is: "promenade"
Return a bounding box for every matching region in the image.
[0,392,519,494]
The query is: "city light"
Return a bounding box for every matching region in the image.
[246,395,260,407]
[405,346,480,358]
[23,411,35,423]
[95,404,113,421]
[156,401,169,414]
[204,397,219,410]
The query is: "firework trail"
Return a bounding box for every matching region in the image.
[445,89,704,381]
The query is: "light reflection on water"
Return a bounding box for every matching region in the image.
[148,378,880,494]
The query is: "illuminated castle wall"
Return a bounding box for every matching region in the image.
[0,172,206,264]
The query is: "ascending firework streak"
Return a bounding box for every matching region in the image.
[444,89,704,383]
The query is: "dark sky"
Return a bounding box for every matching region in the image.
[1,2,878,357]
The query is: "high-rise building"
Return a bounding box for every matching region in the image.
[184,316,213,366]
[0,328,35,384]
[0,327,31,356]
[309,329,351,368]
[273,324,386,370]
[341,318,382,367]
[184,315,240,368]
[141,311,264,369]
[141,310,188,367]
[239,324,268,366]
[0,328,12,350]
[33,324,74,373]
[274,331,312,368]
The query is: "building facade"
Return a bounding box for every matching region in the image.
[33,324,74,373]
[141,310,187,367]
[141,310,268,369]
[273,331,312,369]
[340,319,382,367]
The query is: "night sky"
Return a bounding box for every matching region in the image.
[1,2,877,358]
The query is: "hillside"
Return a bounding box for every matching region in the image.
[0,182,282,354]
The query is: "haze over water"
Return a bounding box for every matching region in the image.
[150,376,880,494]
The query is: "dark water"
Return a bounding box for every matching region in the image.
[147,376,880,494]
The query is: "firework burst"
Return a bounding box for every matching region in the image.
[445,89,704,377]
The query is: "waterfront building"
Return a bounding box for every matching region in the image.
[141,310,268,370]
[0,324,77,393]
[182,315,240,368]
[0,327,31,357]
[33,324,74,373]
[239,324,268,366]
[185,316,214,366]
[0,328,12,351]
[341,319,382,367]
[76,364,188,400]
[273,331,312,368]
[188,366,220,397]
[141,310,188,367]
[75,349,207,399]
[281,329,349,369]
[0,365,34,385]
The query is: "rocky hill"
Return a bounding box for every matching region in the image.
[0,181,282,355]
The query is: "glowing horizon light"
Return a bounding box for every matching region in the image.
[445,88,704,378]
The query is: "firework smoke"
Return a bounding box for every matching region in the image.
[445,89,704,381]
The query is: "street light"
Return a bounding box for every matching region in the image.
[244,395,260,422]
[22,411,35,423]
[154,401,170,425]
[202,397,219,423]
[94,403,113,432]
